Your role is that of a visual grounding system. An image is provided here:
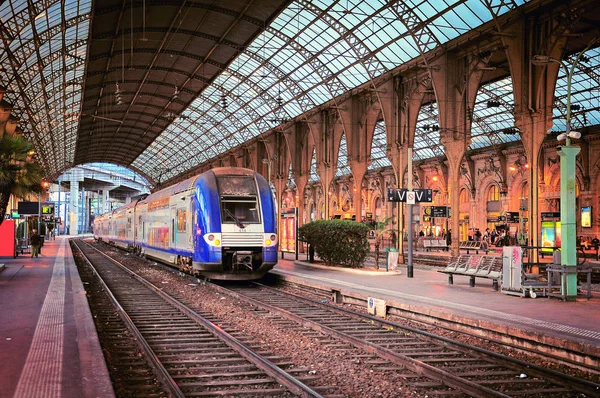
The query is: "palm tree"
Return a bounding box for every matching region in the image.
[373,215,394,270]
[0,134,44,226]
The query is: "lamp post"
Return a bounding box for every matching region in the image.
[532,38,598,301]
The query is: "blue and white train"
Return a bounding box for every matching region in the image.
[93,167,278,280]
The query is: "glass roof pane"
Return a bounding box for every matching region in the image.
[336,133,351,177]
[310,148,320,182]
[135,0,527,181]
[414,102,444,160]
[470,77,521,150]
[552,47,600,131]
[0,0,91,177]
[369,120,392,170]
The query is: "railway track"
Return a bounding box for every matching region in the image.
[72,239,333,397]
[216,282,600,398]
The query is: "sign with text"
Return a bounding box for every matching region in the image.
[431,206,448,218]
[506,212,520,223]
[387,188,432,203]
[541,212,560,221]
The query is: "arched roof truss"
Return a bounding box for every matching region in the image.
[6,0,600,186]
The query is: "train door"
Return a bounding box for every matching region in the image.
[170,205,177,249]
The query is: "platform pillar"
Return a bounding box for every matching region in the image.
[70,180,79,236]
[558,145,580,301]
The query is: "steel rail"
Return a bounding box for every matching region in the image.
[216,281,600,397]
[214,283,511,398]
[262,281,600,395]
[72,240,186,398]
[79,239,324,398]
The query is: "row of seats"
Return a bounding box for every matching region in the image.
[422,239,488,254]
[422,239,448,251]
[438,254,503,290]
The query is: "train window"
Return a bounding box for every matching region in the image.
[221,198,260,224]
[177,209,187,232]
[216,176,258,196]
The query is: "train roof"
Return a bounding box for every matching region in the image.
[138,167,257,205]
[210,167,255,176]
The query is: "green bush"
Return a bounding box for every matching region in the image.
[298,220,370,268]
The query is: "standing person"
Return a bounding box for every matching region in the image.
[30,229,42,258]
[445,229,451,252]
[491,229,497,244]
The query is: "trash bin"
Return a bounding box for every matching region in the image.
[386,248,399,271]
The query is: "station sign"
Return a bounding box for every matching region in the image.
[506,212,520,223]
[431,206,448,218]
[387,188,432,203]
[541,212,560,221]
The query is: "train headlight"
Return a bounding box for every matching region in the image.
[204,233,222,247]
[264,233,277,246]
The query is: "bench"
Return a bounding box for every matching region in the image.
[423,239,448,252]
[459,240,490,254]
[438,254,503,291]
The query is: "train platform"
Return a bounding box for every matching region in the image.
[0,236,114,398]
[273,252,600,357]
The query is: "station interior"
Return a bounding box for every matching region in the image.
[1,0,600,396]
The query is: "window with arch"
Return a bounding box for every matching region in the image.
[374,197,382,217]
[487,185,500,202]
[460,188,469,204]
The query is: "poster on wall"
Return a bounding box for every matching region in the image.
[581,206,592,228]
[541,221,556,250]
[280,207,297,253]
[541,221,562,252]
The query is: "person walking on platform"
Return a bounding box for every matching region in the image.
[30,229,42,258]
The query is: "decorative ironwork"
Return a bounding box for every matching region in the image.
[478,156,507,195]
[459,164,476,195]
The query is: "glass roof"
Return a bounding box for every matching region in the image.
[309,148,319,182]
[369,120,392,170]
[0,0,91,177]
[6,0,599,184]
[335,133,350,177]
[552,47,600,132]
[133,0,525,181]
[81,163,151,187]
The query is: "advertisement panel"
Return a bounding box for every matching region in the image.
[280,207,297,253]
[581,206,591,228]
[541,221,562,253]
[0,220,16,257]
[541,221,556,250]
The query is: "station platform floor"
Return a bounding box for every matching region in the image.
[0,236,114,398]
[274,252,600,353]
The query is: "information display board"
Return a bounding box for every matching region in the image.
[431,206,448,218]
[280,207,297,253]
[387,188,432,203]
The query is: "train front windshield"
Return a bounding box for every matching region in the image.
[217,175,261,224]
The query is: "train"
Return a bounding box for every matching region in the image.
[93,167,278,280]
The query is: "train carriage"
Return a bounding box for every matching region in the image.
[94,167,277,280]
